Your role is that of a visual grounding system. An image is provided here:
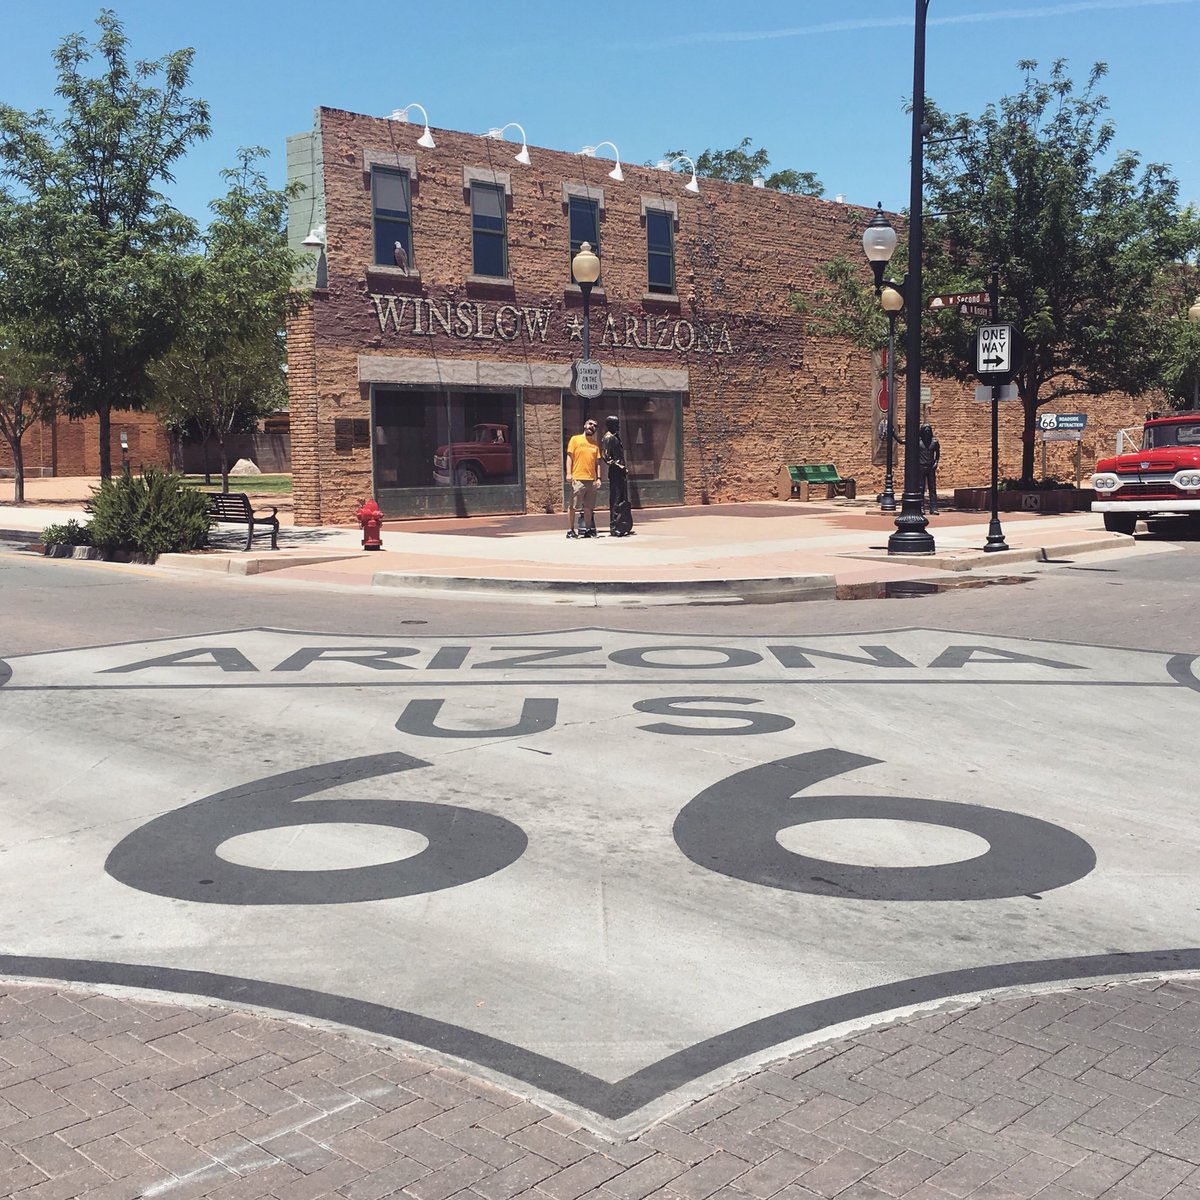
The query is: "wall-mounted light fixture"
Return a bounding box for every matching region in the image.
[655,154,700,194]
[581,141,624,182]
[485,122,531,166]
[390,103,436,149]
[301,224,326,249]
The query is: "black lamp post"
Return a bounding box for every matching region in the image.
[885,0,936,555]
[571,240,600,420]
[880,287,904,511]
[862,207,904,513]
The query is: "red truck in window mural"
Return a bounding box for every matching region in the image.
[1091,412,1200,534]
[433,423,513,487]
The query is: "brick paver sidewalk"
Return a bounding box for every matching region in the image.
[2,977,1199,1200]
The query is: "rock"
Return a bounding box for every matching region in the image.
[229,458,262,476]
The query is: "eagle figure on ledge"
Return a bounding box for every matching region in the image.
[393,241,409,274]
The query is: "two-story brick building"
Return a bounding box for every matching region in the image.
[284,106,1135,525]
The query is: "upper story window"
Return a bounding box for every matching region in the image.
[372,167,412,269]
[471,182,508,278]
[646,208,675,295]
[568,196,600,281]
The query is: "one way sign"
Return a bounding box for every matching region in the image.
[976,323,1013,380]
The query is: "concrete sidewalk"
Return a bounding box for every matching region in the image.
[0,477,1136,604]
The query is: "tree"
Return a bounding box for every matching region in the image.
[1153,280,1200,411]
[665,138,823,197]
[921,60,1200,480]
[151,148,307,492]
[0,9,210,478]
[0,327,58,503]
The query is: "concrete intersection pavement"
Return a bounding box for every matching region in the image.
[2,620,1200,1196]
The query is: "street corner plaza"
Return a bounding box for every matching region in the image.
[1,628,1198,1130]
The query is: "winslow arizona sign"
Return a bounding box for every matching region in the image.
[369,293,737,355]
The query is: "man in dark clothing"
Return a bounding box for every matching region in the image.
[601,415,634,536]
[919,423,941,515]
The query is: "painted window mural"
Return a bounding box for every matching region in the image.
[373,387,522,517]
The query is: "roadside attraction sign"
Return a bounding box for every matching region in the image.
[1039,412,1088,441]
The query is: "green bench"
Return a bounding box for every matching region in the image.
[778,463,857,501]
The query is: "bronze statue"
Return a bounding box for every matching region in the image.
[919,423,941,515]
[601,415,634,536]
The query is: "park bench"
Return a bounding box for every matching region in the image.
[204,492,280,551]
[778,463,857,501]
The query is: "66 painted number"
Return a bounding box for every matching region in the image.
[104,749,1096,906]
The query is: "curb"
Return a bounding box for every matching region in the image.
[156,550,367,575]
[370,572,839,605]
[850,532,1132,572]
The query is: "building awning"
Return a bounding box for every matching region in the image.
[357,355,688,392]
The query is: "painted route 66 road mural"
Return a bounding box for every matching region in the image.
[1,629,1198,1127]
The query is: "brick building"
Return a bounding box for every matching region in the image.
[285,106,1138,525]
[0,410,170,482]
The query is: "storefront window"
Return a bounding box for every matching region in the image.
[562,391,682,506]
[373,387,522,516]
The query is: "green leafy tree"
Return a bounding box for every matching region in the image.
[665,137,823,197]
[151,148,307,492]
[0,326,59,503]
[796,61,1200,483]
[1154,284,1200,411]
[921,60,1200,480]
[0,9,210,478]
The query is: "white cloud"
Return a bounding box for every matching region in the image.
[658,0,1198,48]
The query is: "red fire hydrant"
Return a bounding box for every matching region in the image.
[356,498,383,551]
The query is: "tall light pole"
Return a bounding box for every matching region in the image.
[880,286,904,511]
[571,241,601,421]
[891,0,935,554]
[862,207,904,513]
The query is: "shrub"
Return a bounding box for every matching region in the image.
[999,476,1074,492]
[40,519,93,546]
[86,468,211,560]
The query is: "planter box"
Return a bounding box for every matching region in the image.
[952,488,1094,514]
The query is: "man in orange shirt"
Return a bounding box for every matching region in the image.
[565,418,602,538]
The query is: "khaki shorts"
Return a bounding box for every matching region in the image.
[570,479,598,513]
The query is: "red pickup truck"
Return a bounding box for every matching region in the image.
[1091,412,1200,533]
[433,423,514,487]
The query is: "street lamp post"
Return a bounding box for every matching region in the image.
[889,0,936,554]
[862,206,904,513]
[571,240,601,420]
[880,286,904,511]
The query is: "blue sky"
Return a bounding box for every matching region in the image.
[2,0,1197,227]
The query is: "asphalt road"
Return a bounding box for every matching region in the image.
[0,532,1198,650]
[1,539,1198,1132]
